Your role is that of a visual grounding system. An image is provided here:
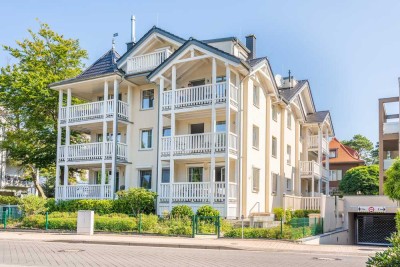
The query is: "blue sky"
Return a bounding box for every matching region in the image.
[1,0,400,144]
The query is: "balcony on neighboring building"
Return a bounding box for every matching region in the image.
[383,121,399,135]
[126,48,172,74]
[161,82,239,112]
[56,184,112,200]
[160,132,238,158]
[58,142,128,163]
[59,100,129,125]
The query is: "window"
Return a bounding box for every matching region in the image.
[215,166,225,182]
[253,125,259,149]
[161,168,170,183]
[329,150,337,158]
[286,178,292,191]
[189,79,205,87]
[272,105,278,122]
[216,121,226,132]
[190,123,204,134]
[216,76,226,83]
[253,86,259,107]
[139,170,152,189]
[163,127,171,137]
[97,133,121,142]
[330,170,343,181]
[287,111,292,129]
[252,168,260,193]
[287,145,292,165]
[141,89,154,109]
[98,94,122,101]
[188,167,203,182]
[140,129,152,149]
[272,136,277,158]
[272,173,278,195]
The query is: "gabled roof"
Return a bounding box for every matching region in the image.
[50,49,122,87]
[117,26,186,66]
[148,38,247,80]
[247,57,268,67]
[278,80,308,102]
[306,110,330,124]
[328,137,365,164]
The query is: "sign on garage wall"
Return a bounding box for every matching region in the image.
[357,206,386,213]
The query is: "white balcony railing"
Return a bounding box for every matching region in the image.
[300,161,321,177]
[56,184,112,200]
[58,142,127,162]
[161,82,238,111]
[126,49,172,74]
[159,182,236,203]
[307,135,328,152]
[160,132,237,157]
[59,100,129,124]
[283,195,321,210]
[383,122,399,134]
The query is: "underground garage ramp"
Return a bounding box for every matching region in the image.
[356,214,396,245]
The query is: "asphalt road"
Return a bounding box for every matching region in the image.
[0,240,370,267]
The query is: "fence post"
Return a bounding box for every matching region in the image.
[321,218,324,234]
[138,214,142,234]
[3,208,7,230]
[280,217,283,239]
[302,218,305,238]
[191,215,196,238]
[45,212,49,231]
[217,216,220,238]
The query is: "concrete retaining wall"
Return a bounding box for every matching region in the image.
[299,229,350,245]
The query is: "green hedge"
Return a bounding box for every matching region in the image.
[0,196,20,205]
[292,210,320,218]
[224,225,312,240]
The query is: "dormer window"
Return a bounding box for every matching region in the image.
[329,149,337,158]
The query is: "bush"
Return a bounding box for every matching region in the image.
[115,188,156,215]
[273,207,284,221]
[292,209,320,218]
[171,205,194,218]
[48,218,76,230]
[22,215,45,228]
[19,195,47,216]
[140,214,158,231]
[367,233,400,266]
[158,217,192,236]
[95,216,137,232]
[0,196,20,205]
[224,225,313,240]
[196,205,220,217]
[48,199,114,214]
[284,209,292,222]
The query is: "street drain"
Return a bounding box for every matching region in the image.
[58,249,84,253]
[313,257,341,261]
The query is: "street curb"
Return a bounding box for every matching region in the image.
[45,239,242,251]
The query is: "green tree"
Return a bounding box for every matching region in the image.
[384,158,400,200]
[339,165,379,195]
[0,21,88,197]
[342,134,374,164]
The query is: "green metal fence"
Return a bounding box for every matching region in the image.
[286,217,323,239]
[192,215,220,238]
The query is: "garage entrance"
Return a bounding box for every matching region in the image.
[356,214,396,245]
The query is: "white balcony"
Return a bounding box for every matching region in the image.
[56,184,112,200]
[159,182,237,203]
[300,160,321,178]
[161,82,239,111]
[384,159,395,170]
[307,135,328,153]
[383,122,399,134]
[126,49,172,74]
[58,142,128,162]
[60,100,129,125]
[160,132,238,158]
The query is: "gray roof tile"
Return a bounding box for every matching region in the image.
[278,80,307,102]
[247,57,268,67]
[306,110,330,123]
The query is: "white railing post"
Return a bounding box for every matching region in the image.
[170,65,176,210]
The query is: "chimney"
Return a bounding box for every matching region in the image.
[245,34,256,60]
[126,15,136,51]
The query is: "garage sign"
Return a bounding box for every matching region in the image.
[357,206,386,213]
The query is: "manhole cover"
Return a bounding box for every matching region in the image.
[58,249,84,253]
[313,257,341,261]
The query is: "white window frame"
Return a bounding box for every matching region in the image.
[287,145,292,165]
[329,149,337,158]
[253,86,259,108]
[139,169,152,189]
[140,128,153,150]
[272,105,278,122]
[272,172,278,195]
[287,111,292,129]
[141,89,155,110]
[253,125,259,150]
[272,136,277,158]
[252,167,260,193]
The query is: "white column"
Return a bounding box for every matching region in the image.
[125,85,133,190]
[225,64,231,218]
[325,127,330,195]
[101,81,108,198]
[210,58,216,205]
[169,66,176,210]
[157,78,164,215]
[111,79,119,197]
[318,126,323,195]
[63,88,72,199]
[55,89,63,200]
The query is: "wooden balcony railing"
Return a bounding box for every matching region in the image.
[126,49,172,74]
[299,160,321,177]
[56,184,112,200]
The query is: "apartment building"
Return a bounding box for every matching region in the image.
[50,19,334,218]
[327,138,364,194]
[379,96,400,195]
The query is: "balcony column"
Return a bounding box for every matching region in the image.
[325,127,330,195]
[170,66,176,210]
[225,63,231,217]
[55,89,63,199]
[210,58,217,204]
[318,126,323,195]
[63,88,72,199]
[125,85,133,190]
[294,120,300,196]
[157,78,164,214]
[111,79,119,197]
[101,81,109,198]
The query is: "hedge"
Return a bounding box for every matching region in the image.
[224,225,312,240]
[0,196,20,205]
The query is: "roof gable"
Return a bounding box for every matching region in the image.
[278,80,308,102]
[329,138,365,164]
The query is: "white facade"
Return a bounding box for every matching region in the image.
[50,25,334,218]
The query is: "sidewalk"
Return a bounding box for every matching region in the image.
[0,230,386,256]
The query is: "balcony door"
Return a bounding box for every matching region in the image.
[190,123,204,134]
[215,166,225,182]
[188,167,203,182]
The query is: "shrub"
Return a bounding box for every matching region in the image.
[292,209,320,218]
[0,196,20,205]
[158,217,192,236]
[19,195,47,216]
[367,233,400,266]
[273,207,284,221]
[224,225,312,240]
[115,188,156,215]
[46,199,114,214]
[95,217,137,232]
[284,209,292,222]
[171,205,194,218]
[48,218,76,230]
[140,214,158,231]
[196,205,220,217]
[22,215,45,228]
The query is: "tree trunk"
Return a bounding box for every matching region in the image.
[29,165,46,199]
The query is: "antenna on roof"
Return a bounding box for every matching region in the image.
[288,69,291,89]
[112,33,118,50]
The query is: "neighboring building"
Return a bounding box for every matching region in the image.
[378,96,400,195]
[327,138,365,194]
[50,19,334,218]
